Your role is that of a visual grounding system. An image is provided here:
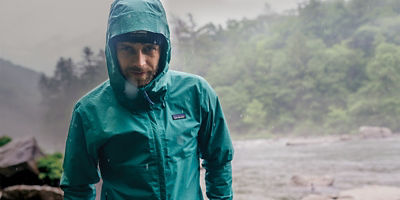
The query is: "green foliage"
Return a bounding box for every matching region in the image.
[0,135,11,147]
[172,0,400,135]
[347,42,400,130]
[37,152,64,186]
[243,99,267,129]
[365,43,400,94]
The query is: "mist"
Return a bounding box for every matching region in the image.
[1,0,400,199]
[0,0,296,74]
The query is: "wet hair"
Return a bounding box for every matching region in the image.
[111,31,164,46]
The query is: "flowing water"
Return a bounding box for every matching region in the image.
[231,136,400,200]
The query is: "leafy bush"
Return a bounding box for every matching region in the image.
[0,135,12,147]
[37,152,63,186]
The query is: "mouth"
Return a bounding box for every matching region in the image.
[132,72,145,75]
[127,70,145,76]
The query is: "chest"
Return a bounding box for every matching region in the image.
[88,94,202,167]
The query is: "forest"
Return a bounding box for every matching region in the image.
[39,0,400,139]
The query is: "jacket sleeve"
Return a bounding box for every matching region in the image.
[60,105,100,200]
[198,82,234,200]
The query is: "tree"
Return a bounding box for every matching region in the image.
[243,99,267,130]
[39,47,107,148]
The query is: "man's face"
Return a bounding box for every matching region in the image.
[116,41,160,87]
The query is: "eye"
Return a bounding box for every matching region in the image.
[117,45,135,54]
[142,44,159,54]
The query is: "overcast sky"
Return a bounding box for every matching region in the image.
[0,0,301,74]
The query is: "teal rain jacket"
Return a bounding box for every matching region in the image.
[60,0,234,199]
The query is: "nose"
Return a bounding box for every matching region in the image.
[133,51,146,67]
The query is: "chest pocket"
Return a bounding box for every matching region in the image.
[165,111,200,161]
[99,131,152,167]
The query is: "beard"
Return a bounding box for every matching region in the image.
[123,66,157,87]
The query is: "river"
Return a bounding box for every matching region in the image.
[230,135,400,200]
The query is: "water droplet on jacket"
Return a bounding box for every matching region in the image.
[177,136,184,145]
[107,158,110,163]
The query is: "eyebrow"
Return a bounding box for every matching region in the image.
[117,43,131,48]
[143,43,159,47]
[145,44,161,51]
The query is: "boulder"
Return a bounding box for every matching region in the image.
[359,126,392,139]
[1,185,63,200]
[291,175,334,187]
[0,137,44,188]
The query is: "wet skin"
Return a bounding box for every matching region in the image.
[116,42,160,87]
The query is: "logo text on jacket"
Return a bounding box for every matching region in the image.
[172,113,186,120]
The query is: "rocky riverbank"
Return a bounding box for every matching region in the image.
[232,132,400,200]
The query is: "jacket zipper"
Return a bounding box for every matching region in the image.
[145,91,167,200]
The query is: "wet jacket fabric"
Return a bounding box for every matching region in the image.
[60,0,234,199]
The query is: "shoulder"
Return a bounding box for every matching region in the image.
[167,70,217,106]
[168,70,204,82]
[167,70,214,94]
[73,80,115,112]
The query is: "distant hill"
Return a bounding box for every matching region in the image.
[0,58,43,141]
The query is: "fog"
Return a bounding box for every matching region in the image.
[0,0,299,74]
[0,0,303,150]
[1,0,400,199]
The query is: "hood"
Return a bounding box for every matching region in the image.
[105,0,171,110]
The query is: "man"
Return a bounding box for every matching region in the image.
[60,0,234,199]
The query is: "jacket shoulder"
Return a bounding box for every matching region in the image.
[73,80,114,111]
[167,70,217,104]
[168,70,213,91]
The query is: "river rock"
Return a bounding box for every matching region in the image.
[359,126,392,138]
[1,185,63,200]
[0,136,44,175]
[339,185,400,200]
[0,136,44,188]
[291,175,334,187]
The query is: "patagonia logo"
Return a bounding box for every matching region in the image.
[172,113,186,120]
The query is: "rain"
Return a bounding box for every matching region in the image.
[1,0,400,199]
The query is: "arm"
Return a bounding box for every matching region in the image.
[198,84,234,200]
[60,105,100,200]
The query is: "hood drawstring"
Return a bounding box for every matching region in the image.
[161,96,166,108]
[143,90,155,106]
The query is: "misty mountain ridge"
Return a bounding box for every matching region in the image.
[0,58,43,142]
